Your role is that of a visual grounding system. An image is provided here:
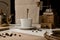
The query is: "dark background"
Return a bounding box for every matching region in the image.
[40,0,60,15]
[10,0,15,24]
[51,0,60,27]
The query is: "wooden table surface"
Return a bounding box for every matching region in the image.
[0,31,47,40]
[0,27,9,31]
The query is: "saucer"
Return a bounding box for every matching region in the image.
[9,25,35,30]
[19,26,35,30]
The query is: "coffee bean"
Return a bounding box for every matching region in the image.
[14,34,16,36]
[10,33,13,37]
[36,31,38,32]
[19,35,21,37]
[0,34,2,36]
[35,30,38,32]
[38,29,42,31]
[3,36,6,38]
[32,30,34,32]
[2,33,4,35]
[5,33,9,36]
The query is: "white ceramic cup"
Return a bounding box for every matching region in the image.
[20,18,32,27]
